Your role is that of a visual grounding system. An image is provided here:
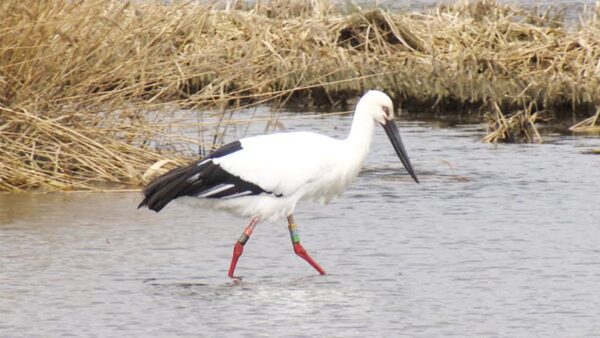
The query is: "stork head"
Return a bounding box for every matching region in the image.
[358,90,419,184]
[359,90,395,125]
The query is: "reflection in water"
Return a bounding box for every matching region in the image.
[1,114,599,336]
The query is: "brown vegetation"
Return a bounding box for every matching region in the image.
[1,0,599,191]
[570,106,600,133]
[482,102,542,143]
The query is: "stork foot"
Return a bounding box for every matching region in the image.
[293,242,326,275]
[227,242,244,278]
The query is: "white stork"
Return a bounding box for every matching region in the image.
[138,90,419,278]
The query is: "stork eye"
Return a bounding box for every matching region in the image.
[382,106,390,118]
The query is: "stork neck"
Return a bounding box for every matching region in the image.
[346,105,375,161]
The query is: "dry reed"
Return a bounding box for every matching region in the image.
[570,106,600,133]
[0,106,188,191]
[2,0,600,190]
[482,102,542,143]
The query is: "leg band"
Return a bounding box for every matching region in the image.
[238,233,249,245]
[288,223,300,244]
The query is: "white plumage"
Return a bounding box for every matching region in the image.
[194,131,356,221]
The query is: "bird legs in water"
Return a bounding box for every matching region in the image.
[288,215,326,275]
[227,215,326,278]
[228,217,259,278]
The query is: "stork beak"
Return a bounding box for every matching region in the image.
[382,119,419,183]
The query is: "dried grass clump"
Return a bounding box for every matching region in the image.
[2,0,600,190]
[483,102,542,143]
[570,107,600,133]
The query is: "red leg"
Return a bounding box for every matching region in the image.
[288,215,326,275]
[228,218,259,278]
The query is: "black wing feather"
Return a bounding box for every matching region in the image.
[138,141,275,212]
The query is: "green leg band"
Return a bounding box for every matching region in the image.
[288,223,300,244]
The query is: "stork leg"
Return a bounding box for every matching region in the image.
[287,215,326,275]
[228,217,259,278]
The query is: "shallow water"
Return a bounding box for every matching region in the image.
[1,113,599,337]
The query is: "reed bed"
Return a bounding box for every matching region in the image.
[1,0,600,190]
[0,106,189,191]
